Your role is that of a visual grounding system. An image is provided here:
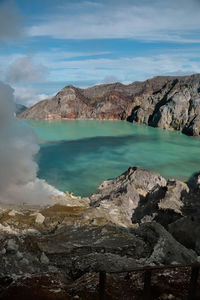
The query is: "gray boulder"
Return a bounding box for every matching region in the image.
[90,166,166,226]
[168,217,200,255]
[135,222,197,265]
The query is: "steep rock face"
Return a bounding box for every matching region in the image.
[18,74,200,135]
[129,74,200,135]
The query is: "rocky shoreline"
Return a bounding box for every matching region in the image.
[1,166,200,299]
[18,73,200,136]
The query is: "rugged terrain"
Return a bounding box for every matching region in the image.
[18,73,200,136]
[1,166,200,299]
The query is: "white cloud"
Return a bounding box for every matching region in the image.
[14,87,50,107]
[42,53,200,83]
[27,0,200,42]
[102,75,119,84]
[2,49,200,92]
[33,50,112,66]
[0,50,111,85]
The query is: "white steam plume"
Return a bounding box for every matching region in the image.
[6,56,48,84]
[0,81,64,205]
[0,1,64,205]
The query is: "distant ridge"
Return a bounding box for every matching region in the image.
[15,103,27,114]
[18,74,200,136]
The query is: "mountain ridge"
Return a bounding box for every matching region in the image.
[18,73,200,136]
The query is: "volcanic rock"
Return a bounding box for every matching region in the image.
[40,252,49,264]
[18,74,200,136]
[0,167,198,284]
[90,166,200,257]
[1,166,200,298]
[90,166,167,226]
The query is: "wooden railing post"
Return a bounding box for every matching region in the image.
[143,269,152,300]
[188,265,199,300]
[99,271,106,300]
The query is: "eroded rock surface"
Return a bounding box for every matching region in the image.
[0,201,196,282]
[92,167,200,253]
[90,166,167,226]
[90,167,189,227]
[1,166,200,298]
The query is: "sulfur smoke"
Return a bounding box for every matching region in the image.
[0,1,64,205]
[0,81,64,205]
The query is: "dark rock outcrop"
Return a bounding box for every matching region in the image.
[18,74,200,136]
[91,166,188,228]
[91,166,200,256]
[168,171,200,255]
[90,166,167,226]
[130,74,200,136]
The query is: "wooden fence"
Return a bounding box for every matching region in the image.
[98,263,200,300]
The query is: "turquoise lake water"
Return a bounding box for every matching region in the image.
[26,120,200,197]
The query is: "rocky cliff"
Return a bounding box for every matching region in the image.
[18,74,200,136]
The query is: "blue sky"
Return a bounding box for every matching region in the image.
[1,0,200,106]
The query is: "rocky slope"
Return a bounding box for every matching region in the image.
[0,166,200,298]
[92,166,200,255]
[18,74,200,136]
